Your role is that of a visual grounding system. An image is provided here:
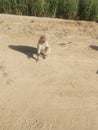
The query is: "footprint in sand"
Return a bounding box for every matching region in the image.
[0,65,5,71]
[0,63,8,78]
[3,72,8,77]
[0,62,14,85]
[6,79,14,85]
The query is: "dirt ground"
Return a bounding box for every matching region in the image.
[0,14,98,130]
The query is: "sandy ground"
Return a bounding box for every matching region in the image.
[0,14,98,130]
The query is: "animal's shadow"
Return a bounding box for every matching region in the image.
[89,45,98,51]
[9,45,37,60]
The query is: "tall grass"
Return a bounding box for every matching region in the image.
[78,0,98,21]
[57,0,79,19]
[0,0,98,21]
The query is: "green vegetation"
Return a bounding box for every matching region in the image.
[0,0,98,21]
[57,0,79,19]
[78,0,98,21]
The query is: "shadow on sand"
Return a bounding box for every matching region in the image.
[90,45,98,74]
[89,45,98,51]
[9,45,37,60]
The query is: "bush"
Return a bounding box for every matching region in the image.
[78,0,98,21]
[0,0,98,21]
[57,0,79,19]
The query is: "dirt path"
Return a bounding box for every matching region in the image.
[0,14,98,130]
